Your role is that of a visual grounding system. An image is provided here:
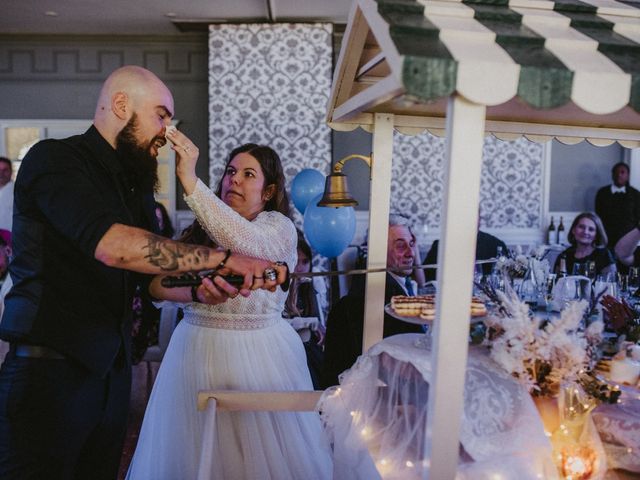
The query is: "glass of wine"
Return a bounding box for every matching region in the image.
[542,275,556,319]
[629,267,640,296]
[572,263,585,276]
[618,273,630,301]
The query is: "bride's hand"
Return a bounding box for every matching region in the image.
[165,126,199,195]
[195,276,249,304]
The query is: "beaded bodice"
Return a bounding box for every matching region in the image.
[182,179,297,326]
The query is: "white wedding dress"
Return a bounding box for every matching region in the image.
[126,180,332,480]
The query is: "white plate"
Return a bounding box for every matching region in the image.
[384,304,433,325]
[384,303,487,325]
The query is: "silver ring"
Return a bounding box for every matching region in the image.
[183,145,191,152]
[264,268,277,282]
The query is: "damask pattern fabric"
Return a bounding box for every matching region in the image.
[208,23,333,292]
[208,23,332,198]
[391,132,544,230]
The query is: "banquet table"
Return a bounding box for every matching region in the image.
[319,332,640,479]
[594,394,640,474]
[319,333,558,479]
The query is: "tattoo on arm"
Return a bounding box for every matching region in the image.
[144,235,211,271]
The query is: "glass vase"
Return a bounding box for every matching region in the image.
[519,258,539,307]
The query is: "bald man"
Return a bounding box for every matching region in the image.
[0,66,285,479]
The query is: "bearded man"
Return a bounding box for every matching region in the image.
[0,66,286,479]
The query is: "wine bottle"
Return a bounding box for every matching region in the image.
[559,255,568,277]
[557,216,566,245]
[547,216,556,245]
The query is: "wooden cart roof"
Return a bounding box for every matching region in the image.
[328,0,640,145]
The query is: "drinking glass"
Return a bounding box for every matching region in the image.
[618,273,630,301]
[474,263,484,286]
[556,277,578,309]
[576,277,591,302]
[572,263,586,276]
[595,273,617,299]
[586,261,597,280]
[629,267,640,296]
[542,275,556,318]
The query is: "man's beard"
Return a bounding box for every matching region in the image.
[115,114,160,193]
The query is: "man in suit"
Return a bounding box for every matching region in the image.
[322,215,423,388]
[595,162,640,249]
[0,66,285,480]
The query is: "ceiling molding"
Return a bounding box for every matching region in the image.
[173,18,345,32]
[0,33,207,43]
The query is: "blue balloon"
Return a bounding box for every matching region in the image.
[304,193,356,258]
[291,169,326,214]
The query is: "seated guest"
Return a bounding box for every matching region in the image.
[283,228,326,389]
[0,231,11,363]
[423,229,507,281]
[0,230,11,282]
[321,215,423,388]
[614,221,640,267]
[154,201,175,239]
[553,212,616,276]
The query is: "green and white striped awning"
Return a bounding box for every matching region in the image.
[328,0,640,143]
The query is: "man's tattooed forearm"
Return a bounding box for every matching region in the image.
[143,235,211,271]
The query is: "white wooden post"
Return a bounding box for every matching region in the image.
[362,113,394,352]
[197,397,218,480]
[425,95,486,479]
[628,148,640,190]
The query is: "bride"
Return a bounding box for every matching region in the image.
[126,131,332,479]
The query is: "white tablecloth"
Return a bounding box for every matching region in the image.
[319,334,557,479]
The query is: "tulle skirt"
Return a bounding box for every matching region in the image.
[126,313,333,480]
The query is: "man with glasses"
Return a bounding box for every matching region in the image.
[321,215,424,388]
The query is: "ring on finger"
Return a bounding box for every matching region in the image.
[253,275,264,281]
[263,268,277,282]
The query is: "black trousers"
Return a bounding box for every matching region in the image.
[0,351,131,480]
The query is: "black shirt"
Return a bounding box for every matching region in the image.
[553,245,615,277]
[595,185,640,247]
[423,230,508,281]
[0,126,156,376]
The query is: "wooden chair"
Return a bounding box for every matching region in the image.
[195,390,324,480]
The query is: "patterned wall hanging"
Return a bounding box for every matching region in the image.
[208,23,333,211]
[390,132,544,231]
[208,23,334,307]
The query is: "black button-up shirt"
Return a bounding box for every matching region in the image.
[0,126,156,376]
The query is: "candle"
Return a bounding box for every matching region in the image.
[560,445,595,480]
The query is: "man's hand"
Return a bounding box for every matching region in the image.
[221,253,288,292]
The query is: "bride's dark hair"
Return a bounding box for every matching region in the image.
[180,143,290,246]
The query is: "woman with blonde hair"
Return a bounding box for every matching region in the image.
[553,212,616,277]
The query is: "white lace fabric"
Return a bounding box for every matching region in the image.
[318,334,558,480]
[184,179,297,321]
[126,180,333,479]
[593,400,640,472]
